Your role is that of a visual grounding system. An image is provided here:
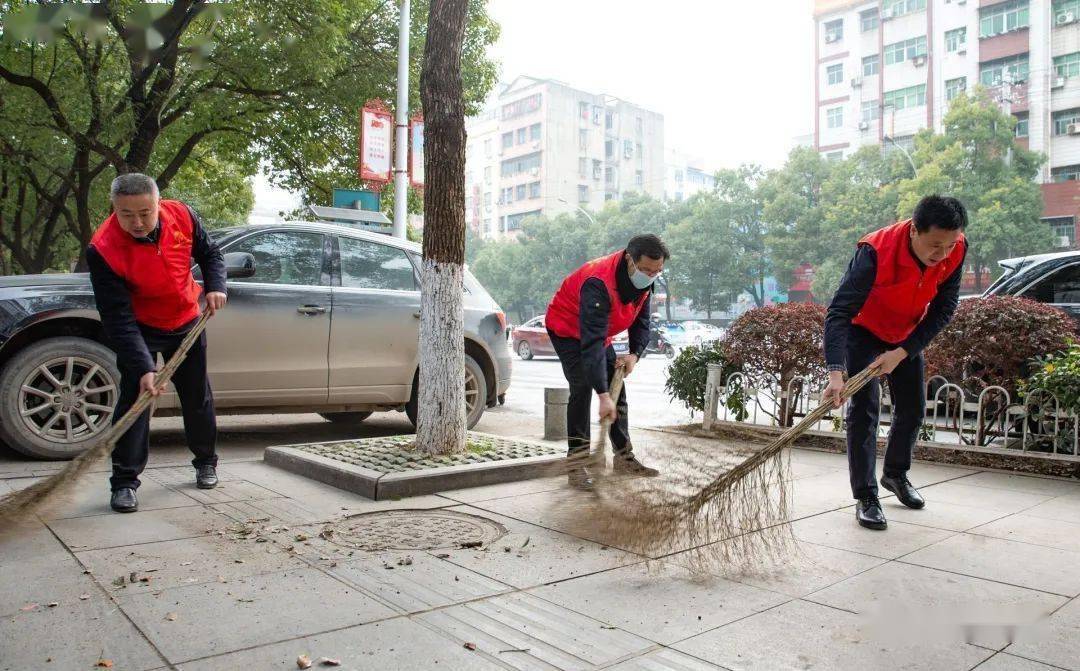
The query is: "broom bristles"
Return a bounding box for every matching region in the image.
[0,312,212,529]
[558,366,879,572]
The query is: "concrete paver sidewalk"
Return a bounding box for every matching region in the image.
[3,425,1080,671]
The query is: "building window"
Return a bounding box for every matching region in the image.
[506,210,541,231]
[863,55,880,77]
[1014,113,1029,138]
[605,110,615,130]
[529,181,541,199]
[884,36,927,66]
[529,123,541,141]
[484,191,491,207]
[501,132,513,150]
[945,27,966,53]
[1045,216,1076,247]
[578,157,588,178]
[826,151,844,162]
[980,0,1029,38]
[1054,109,1080,135]
[883,84,927,110]
[483,139,492,157]
[824,19,843,42]
[946,77,967,101]
[623,139,633,158]
[980,54,1029,86]
[579,101,590,120]
[500,151,541,178]
[483,166,491,183]
[502,187,513,204]
[516,127,527,144]
[578,185,589,203]
[883,0,926,18]
[605,139,615,159]
[860,8,879,31]
[1055,52,1080,78]
[605,167,616,186]
[578,129,588,151]
[1057,0,1080,22]
[592,159,602,180]
[592,105,602,125]
[827,106,843,129]
[861,100,880,122]
[1052,164,1080,181]
[515,184,526,200]
[501,93,541,120]
[827,63,844,85]
[635,170,643,187]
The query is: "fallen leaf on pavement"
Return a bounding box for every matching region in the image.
[79,594,90,601]
[463,642,477,651]
[318,658,341,667]
[600,625,617,630]
[521,536,531,548]
[503,546,511,553]
[20,603,38,611]
[165,612,178,621]
[297,654,313,669]
[112,577,126,587]
[435,553,450,559]
[460,541,482,549]
[180,562,193,566]
[234,559,244,564]
[295,534,309,542]
[46,602,58,608]
[129,572,137,583]
[95,660,113,668]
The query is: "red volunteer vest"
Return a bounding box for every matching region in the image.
[546,251,650,346]
[851,219,966,344]
[90,199,202,331]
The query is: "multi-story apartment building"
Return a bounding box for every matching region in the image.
[464,76,665,239]
[665,148,718,202]
[813,0,1080,248]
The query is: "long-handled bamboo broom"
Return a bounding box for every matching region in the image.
[0,311,213,528]
[566,364,880,570]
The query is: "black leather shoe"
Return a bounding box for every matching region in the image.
[856,495,887,530]
[881,474,925,509]
[195,465,218,489]
[567,468,595,491]
[110,488,138,513]
[612,454,659,477]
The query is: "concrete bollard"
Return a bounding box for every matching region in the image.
[544,387,570,441]
[703,362,723,431]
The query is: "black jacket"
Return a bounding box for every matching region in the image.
[577,255,652,394]
[87,205,225,377]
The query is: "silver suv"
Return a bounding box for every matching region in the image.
[0,222,512,459]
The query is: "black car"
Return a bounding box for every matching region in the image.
[977,250,1080,321]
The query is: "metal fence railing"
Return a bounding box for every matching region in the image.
[702,363,1079,461]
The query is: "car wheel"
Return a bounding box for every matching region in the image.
[0,336,121,460]
[405,354,488,431]
[318,411,373,425]
[516,340,534,360]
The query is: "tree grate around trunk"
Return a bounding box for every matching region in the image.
[288,432,562,474]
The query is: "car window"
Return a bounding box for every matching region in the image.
[1023,263,1080,304]
[339,236,416,291]
[225,231,325,285]
[526,317,543,328]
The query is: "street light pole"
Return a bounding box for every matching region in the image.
[883,134,917,177]
[392,0,410,239]
[557,197,596,226]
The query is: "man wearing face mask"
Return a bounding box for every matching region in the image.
[822,195,968,530]
[546,234,669,490]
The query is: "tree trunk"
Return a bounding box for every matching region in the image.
[416,0,469,456]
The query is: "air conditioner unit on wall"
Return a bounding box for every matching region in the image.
[1068,123,1080,135]
[1058,236,1073,248]
[912,55,927,67]
[851,77,863,88]
[825,34,838,43]
[1057,11,1076,26]
[1054,76,1067,89]
[859,121,870,131]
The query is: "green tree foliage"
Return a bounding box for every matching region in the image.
[0,0,497,272]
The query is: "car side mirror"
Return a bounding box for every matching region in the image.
[225,252,256,279]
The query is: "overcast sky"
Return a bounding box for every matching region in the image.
[252,1,815,221]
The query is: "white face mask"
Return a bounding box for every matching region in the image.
[627,258,656,289]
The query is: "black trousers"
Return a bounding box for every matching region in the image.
[845,325,925,499]
[549,333,632,458]
[110,328,218,491]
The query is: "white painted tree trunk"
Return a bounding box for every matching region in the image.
[417,260,466,454]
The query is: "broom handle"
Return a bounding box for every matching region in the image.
[595,366,626,459]
[99,311,213,448]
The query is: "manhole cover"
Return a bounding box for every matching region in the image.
[319,509,508,551]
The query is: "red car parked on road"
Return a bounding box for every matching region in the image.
[510,315,629,360]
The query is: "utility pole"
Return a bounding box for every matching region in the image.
[1000,72,1014,167]
[393,0,411,239]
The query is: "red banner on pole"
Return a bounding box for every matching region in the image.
[359,100,393,184]
[408,113,425,189]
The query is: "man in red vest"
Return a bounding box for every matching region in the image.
[546,234,669,490]
[87,174,227,513]
[823,195,968,530]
